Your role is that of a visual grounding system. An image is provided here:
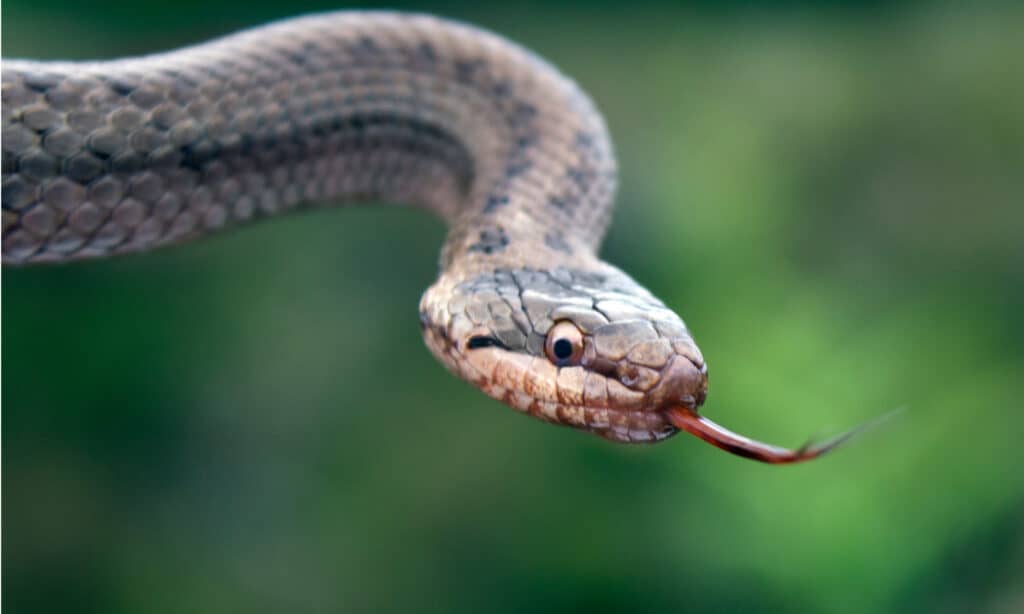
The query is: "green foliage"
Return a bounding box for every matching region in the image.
[4,2,1022,613]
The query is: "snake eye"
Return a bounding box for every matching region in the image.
[545,321,584,366]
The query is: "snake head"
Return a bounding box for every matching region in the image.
[419,264,708,443]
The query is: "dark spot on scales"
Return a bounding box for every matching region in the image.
[468,226,509,254]
[544,231,572,254]
[348,37,383,62]
[285,49,308,65]
[181,141,219,171]
[467,335,508,350]
[416,43,437,63]
[505,162,531,178]
[549,193,580,213]
[106,77,136,96]
[23,73,59,92]
[575,131,595,149]
[567,166,595,189]
[455,59,485,84]
[483,194,509,213]
[515,136,535,150]
[513,102,537,120]
[166,69,198,88]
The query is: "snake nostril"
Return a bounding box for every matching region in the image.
[678,353,709,408]
[648,353,710,411]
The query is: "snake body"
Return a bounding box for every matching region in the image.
[2,12,855,460]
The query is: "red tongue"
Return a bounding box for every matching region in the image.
[664,406,873,465]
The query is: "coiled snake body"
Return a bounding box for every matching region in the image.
[2,12,858,462]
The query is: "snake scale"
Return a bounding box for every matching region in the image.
[1,11,863,462]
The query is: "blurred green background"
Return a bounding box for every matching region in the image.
[3,1,1023,612]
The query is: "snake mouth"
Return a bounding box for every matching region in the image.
[583,405,679,443]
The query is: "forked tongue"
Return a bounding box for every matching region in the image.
[664,406,899,464]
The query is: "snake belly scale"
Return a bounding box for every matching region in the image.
[2,11,859,461]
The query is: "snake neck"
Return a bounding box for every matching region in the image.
[2,11,616,264]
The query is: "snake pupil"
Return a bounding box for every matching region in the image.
[545,321,584,366]
[553,338,574,360]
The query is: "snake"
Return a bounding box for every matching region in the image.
[1,11,866,463]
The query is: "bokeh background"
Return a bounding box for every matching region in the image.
[4,1,1023,612]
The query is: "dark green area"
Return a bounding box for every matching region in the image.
[4,1,1023,613]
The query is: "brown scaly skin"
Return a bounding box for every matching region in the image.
[3,11,864,462]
